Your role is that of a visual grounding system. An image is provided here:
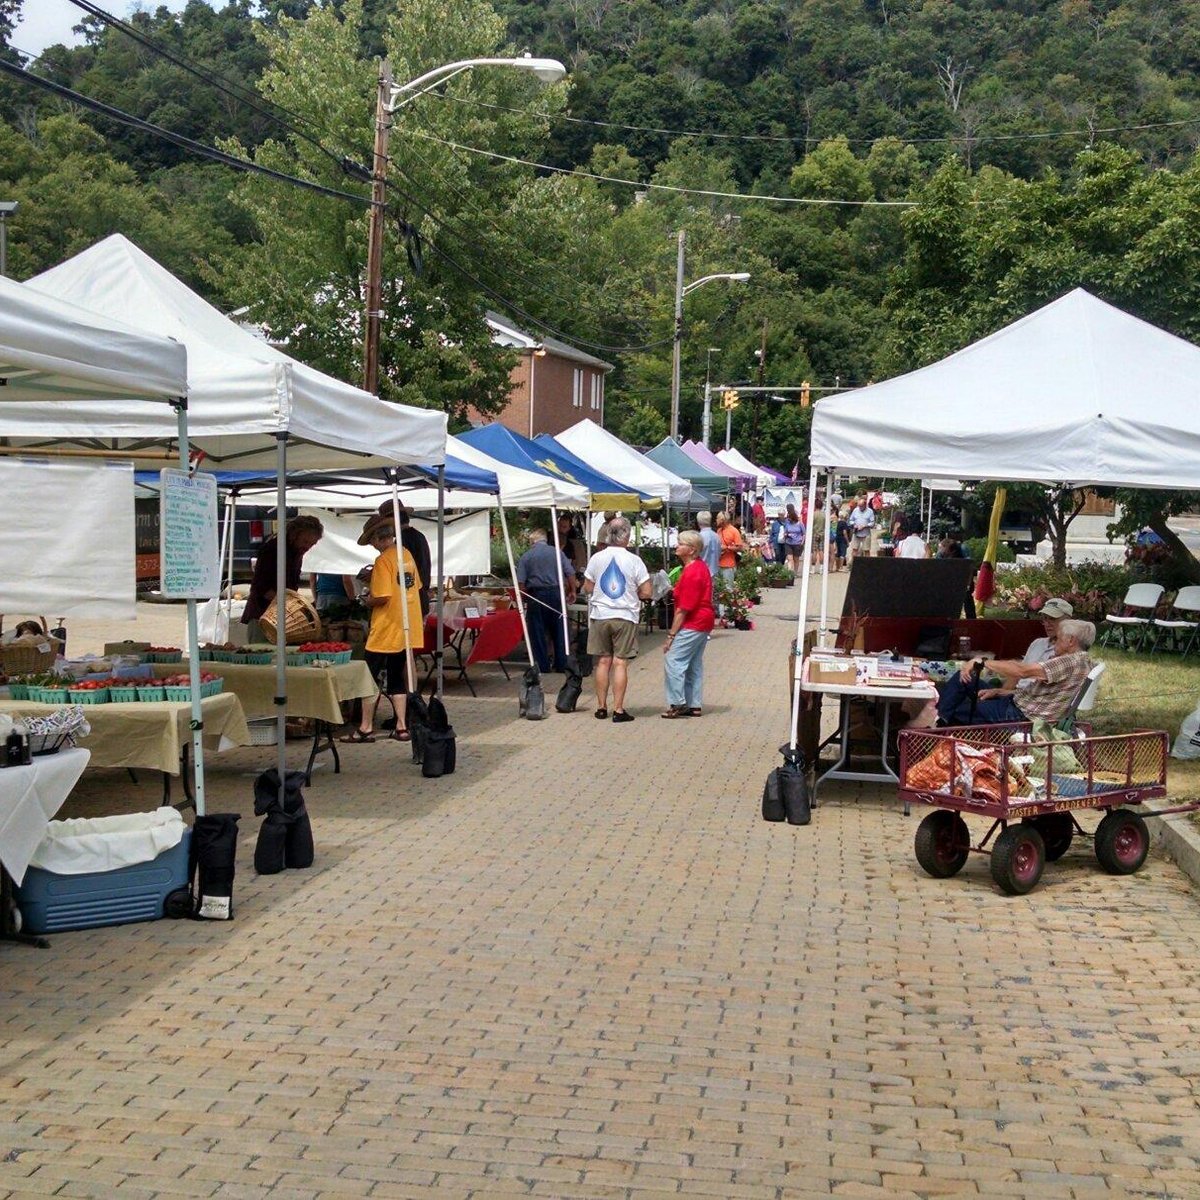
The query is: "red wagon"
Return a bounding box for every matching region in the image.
[897,724,1196,894]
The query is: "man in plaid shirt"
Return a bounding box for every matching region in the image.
[936,619,1096,727]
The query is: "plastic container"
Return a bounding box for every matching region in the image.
[286,652,316,667]
[315,650,352,665]
[37,686,70,704]
[201,678,224,698]
[163,685,191,703]
[107,685,139,703]
[137,685,166,703]
[243,652,274,665]
[247,718,279,745]
[67,687,109,705]
[16,829,191,934]
[8,682,29,700]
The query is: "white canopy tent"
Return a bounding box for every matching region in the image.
[0,235,449,793]
[556,418,694,506]
[810,288,1200,489]
[716,447,775,493]
[0,275,216,817]
[0,235,446,470]
[790,287,1200,760]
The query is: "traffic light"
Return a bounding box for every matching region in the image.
[721,388,739,411]
[800,380,811,407]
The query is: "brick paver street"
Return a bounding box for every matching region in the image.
[2,584,1199,1199]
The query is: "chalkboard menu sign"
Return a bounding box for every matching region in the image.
[159,468,219,599]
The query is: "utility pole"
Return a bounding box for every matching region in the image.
[749,318,767,460]
[362,59,393,396]
[669,229,685,440]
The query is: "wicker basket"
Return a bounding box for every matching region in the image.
[0,621,61,675]
[259,590,323,645]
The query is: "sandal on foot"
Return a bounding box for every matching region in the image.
[593,708,608,720]
[612,710,635,723]
[686,707,703,717]
[390,729,411,742]
[660,706,691,719]
[339,730,376,743]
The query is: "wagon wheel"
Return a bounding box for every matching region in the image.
[1022,812,1074,862]
[989,824,1046,896]
[914,811,970,878]
[1094,809,1149,875]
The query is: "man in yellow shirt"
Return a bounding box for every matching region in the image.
[341,513,423,744]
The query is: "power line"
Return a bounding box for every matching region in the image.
[382,162,678,354]
[0,58,375,206]
[62,0,373,181]
[437,91,1200,149]
[409,130,916,206]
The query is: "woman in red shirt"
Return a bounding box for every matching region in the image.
[662,530,716,718]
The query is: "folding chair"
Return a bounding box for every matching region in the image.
[452,609,524,697]
[1055,661,1107,732]
[1100,583,1163,650]
[1150,585,1200,655]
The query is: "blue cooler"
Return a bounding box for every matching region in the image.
[16,827,191,935]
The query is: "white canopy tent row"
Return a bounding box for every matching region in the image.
[0,271,211,813]
[788,287,1200,764]
[0,234,448,801]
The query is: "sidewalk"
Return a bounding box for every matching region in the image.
[2,579,1200,1199]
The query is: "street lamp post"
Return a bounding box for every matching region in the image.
[361,55,566,395]
[701,346,721,448]
[668,229,748,441]
[0,201,18,278]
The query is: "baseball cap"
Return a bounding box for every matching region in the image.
[1040,597,1074,619]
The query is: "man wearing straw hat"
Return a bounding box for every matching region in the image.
[340,513,423,744]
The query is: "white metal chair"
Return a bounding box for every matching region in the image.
[1150,585,1200,655]
[1100,583,1164,650]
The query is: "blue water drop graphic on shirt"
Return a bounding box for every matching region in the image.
[599,557,627,599]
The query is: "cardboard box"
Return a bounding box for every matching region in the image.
[809,661,858,686]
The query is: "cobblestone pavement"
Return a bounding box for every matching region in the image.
[2,583,1200,1199]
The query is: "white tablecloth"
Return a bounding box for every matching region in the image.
[0,748,90,885]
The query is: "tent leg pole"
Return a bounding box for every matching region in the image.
[789,467,821,752]
[224,490,238,626]
[436,465,445,699]
[176,403,206,817]
[819,471,832,647]
[275,435,288,797]
[550,505,571,664]
[497,504,535,669]
[390,479,416,704]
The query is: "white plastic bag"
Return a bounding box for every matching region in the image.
[192,597,230,647]
[1172,701,1200,759]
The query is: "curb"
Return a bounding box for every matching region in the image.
[1147,810,1200,892]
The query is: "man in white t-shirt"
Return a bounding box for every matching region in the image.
[896,532,928,559]
[583,516,652,722]
[846,495,875,561]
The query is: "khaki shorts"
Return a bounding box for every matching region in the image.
[588,617,639,660]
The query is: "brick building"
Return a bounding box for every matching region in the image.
[477,311,613,437]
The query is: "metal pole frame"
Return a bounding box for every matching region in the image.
[389,483,417,702]
[788,466,821,753]
[274,434,288,792]
[550,505,571,663]
[436,465,446,698]
[497,504,536,671]
[175,402,208,816]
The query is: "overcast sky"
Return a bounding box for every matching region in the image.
[13,0,208,57]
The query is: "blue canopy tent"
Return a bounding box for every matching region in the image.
[458,424,654,511]
[459,422,660,674]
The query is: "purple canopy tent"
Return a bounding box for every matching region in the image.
[680,440,754,493]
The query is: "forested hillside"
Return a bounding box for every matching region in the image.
[2,0,1200,472]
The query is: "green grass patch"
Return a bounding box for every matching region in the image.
[1088,646,1200,802]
